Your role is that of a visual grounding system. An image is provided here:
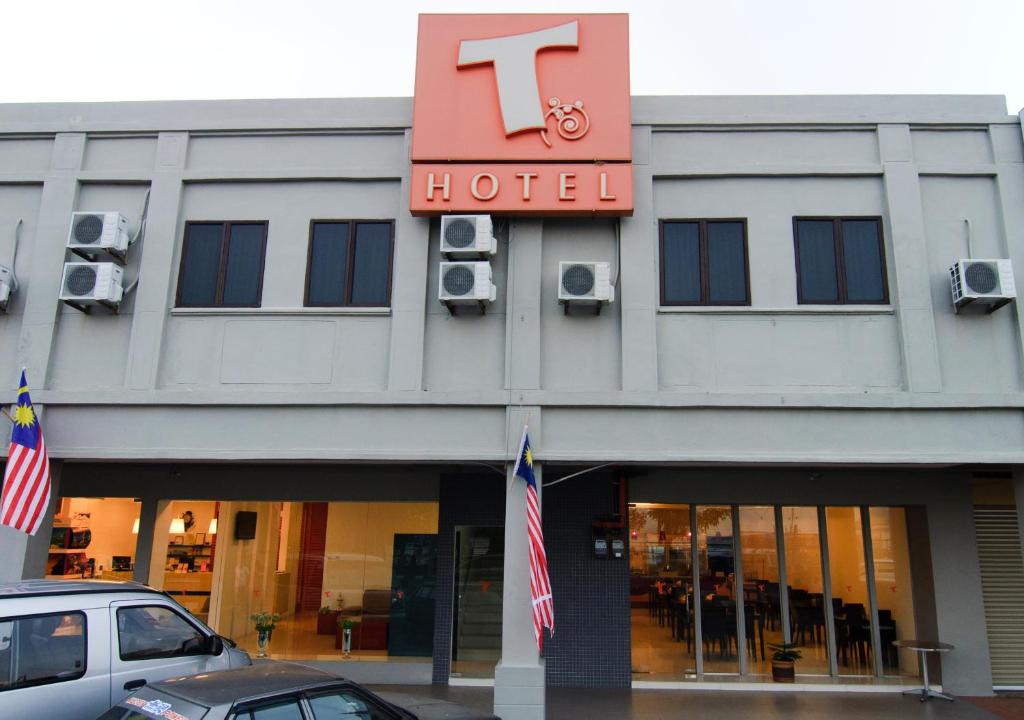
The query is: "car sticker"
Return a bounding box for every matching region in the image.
[162,711,189,720]
[141,699,173,716]
[125,698,147,708]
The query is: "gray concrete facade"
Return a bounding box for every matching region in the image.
[0,94,1022,708]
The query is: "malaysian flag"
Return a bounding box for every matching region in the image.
[1,371,52,535]
[514,425,554,649]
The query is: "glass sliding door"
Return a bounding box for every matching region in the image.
[781,506,830,675]
[451,526,504,679]
[738,506,783,676]
[628,500,921,684]
[825,507,875,676]
[628,504,696,680]
[697,506,738,674]
[869,507,919,678]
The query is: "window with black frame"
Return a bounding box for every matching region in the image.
[660,219,750,306]
[305,221,394,307]
[793,217,888,304]
[176,222,268,307]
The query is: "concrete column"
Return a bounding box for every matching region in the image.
[0,459,62,581]
[990,123,1024,384]
[504,220,543,392]
[388,129,431,391]
[17,133,86,384]
[925,477,994,695]
[619,125,658,391]
[125,132,187,390]
[494,422,544,720]
[146,500,173,590]
[132,496,161,584]
[878,124,943,392]
[1014,471,1024,572]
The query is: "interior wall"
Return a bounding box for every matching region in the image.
[62,497,140,574]
[321,502,438,609]
[167,500,217,543]
[208,500,281,641]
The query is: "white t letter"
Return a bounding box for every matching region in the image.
[458,21,579,136]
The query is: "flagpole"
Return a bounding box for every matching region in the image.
[512,424,529,478]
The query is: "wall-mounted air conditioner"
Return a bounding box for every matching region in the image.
[558,261,614,314]
[59,262,124,307]
[949,259,1015,313]
[67,212,130,256]
[440,215,496,257]
[439,261,496,313]
[0,265,16,311]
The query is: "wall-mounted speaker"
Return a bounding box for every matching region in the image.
[235,511,257,540]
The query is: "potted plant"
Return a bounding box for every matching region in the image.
[336,618,360,656]
[317,605,341,635]
[250,611,281,658]
[767,641,801,683]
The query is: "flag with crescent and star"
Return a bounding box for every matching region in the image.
[513,425,554,649]
[1,371,52,535]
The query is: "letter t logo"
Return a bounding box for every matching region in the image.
[458,21,579,137]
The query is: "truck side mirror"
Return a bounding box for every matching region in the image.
[206,635,224,656]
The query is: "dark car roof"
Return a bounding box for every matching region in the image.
[154,662,342,706]
[0,579,161,599]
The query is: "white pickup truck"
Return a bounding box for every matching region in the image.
[0,579,251,720]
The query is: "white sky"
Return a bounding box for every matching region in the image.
[2,0,1021,113]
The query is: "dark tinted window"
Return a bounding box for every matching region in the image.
[250,699,304,720]
[795,220,838,302]
[309,688,396,719]
[117,606,205,661]
[178,224,222,306]
[707,221,747,304]
[842,220,886,302]
[307,222,350,305]
[0,612,86,691]
[661,220,749,305]
[350,223,392,305]
[223,224,267,305]
[305,221,393,307]
[662,222,700,303]
[177,222,267,307]
[795,218,887,304]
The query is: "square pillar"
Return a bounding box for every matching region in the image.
[925,479,994,695]
[0,459,62,581]
[495,421,544,720]
[145,500,174,590]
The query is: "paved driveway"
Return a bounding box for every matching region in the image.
[371,685,1024,719]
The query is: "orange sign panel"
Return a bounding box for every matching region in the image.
[411,164,632,216]
[410,14,633,216]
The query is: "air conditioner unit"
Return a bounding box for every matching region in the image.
[439,261,496,311]
[67,212,130,254]
[558,261,614,312]
[59,262,124,306]
[440,215,496,257]
[949,259,1015,313]
[0,265,16,310]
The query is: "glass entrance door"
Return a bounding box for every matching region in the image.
[451,526,504,678]
[629,501,922,684]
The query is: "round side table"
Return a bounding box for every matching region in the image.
[892,639,955,702]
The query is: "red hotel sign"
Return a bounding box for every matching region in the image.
[410,14,633,216]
